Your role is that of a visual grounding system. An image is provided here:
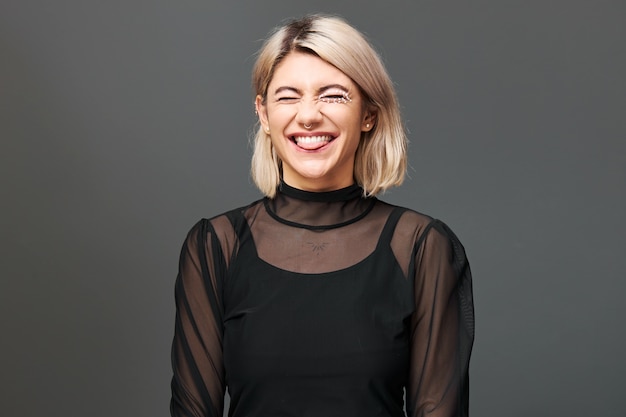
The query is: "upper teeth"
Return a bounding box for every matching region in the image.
[294,135,331,144]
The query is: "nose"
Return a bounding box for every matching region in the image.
[295,98,323,128]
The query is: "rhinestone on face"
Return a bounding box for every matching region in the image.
[317,89,352,104]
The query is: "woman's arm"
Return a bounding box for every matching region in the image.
[407,220,474,417]
[171,219,227,417]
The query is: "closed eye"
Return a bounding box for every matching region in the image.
[276,96,299,103]
[318,89,352,104]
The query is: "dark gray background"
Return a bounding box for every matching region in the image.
[1,1,624,416]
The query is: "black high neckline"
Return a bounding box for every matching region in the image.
[278,181,364,202]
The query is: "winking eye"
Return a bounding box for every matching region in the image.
[318,89,352,104]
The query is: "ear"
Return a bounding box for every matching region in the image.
[255,95,270,133]
[361,107,377,132]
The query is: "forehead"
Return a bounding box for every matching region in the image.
[268,52,356,90]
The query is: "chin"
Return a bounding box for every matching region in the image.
[297,168,335,181]
[288,164,331,179]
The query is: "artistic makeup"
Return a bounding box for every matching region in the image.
[317,87,352,104]
[257,52,367,191]
[272,85,353,105]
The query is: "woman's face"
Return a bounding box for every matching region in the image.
[256,52,375,192]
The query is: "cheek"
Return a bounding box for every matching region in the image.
[269,134,290,155]
[267,106,294,122]
[340,107,366,125]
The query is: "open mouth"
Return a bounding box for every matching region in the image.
[290,135,335,150]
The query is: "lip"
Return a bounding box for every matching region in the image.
[287,132,337,152]
[288,131,337,139]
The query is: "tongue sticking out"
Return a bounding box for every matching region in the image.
[294,135,331,151]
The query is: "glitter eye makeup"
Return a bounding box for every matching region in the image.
[317,88,352,104]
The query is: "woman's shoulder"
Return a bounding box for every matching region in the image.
[376,200,464,249]
[379,201,470,280]
[179,199,265,260]
[184,198,265,240]
[209,198,264,227]
[374,200,433,233]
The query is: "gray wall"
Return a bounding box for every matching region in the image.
[1,1,624,416]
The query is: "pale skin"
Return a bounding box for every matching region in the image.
[256,52,377,192]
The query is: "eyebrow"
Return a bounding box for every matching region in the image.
[272,84,350,96]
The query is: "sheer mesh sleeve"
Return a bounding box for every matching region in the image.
[170,219,228,417]
[407,220,475,417]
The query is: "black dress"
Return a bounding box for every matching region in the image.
[170,182,474,417]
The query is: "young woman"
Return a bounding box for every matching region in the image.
[171,14,474,417]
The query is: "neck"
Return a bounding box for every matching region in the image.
[281,177,355,192]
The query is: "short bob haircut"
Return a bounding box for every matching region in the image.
[251,14,407,198]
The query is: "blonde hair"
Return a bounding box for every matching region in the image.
[251,14,407,198]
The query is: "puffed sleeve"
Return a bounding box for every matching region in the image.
[407,220,475,417]
[170,219,226,417]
